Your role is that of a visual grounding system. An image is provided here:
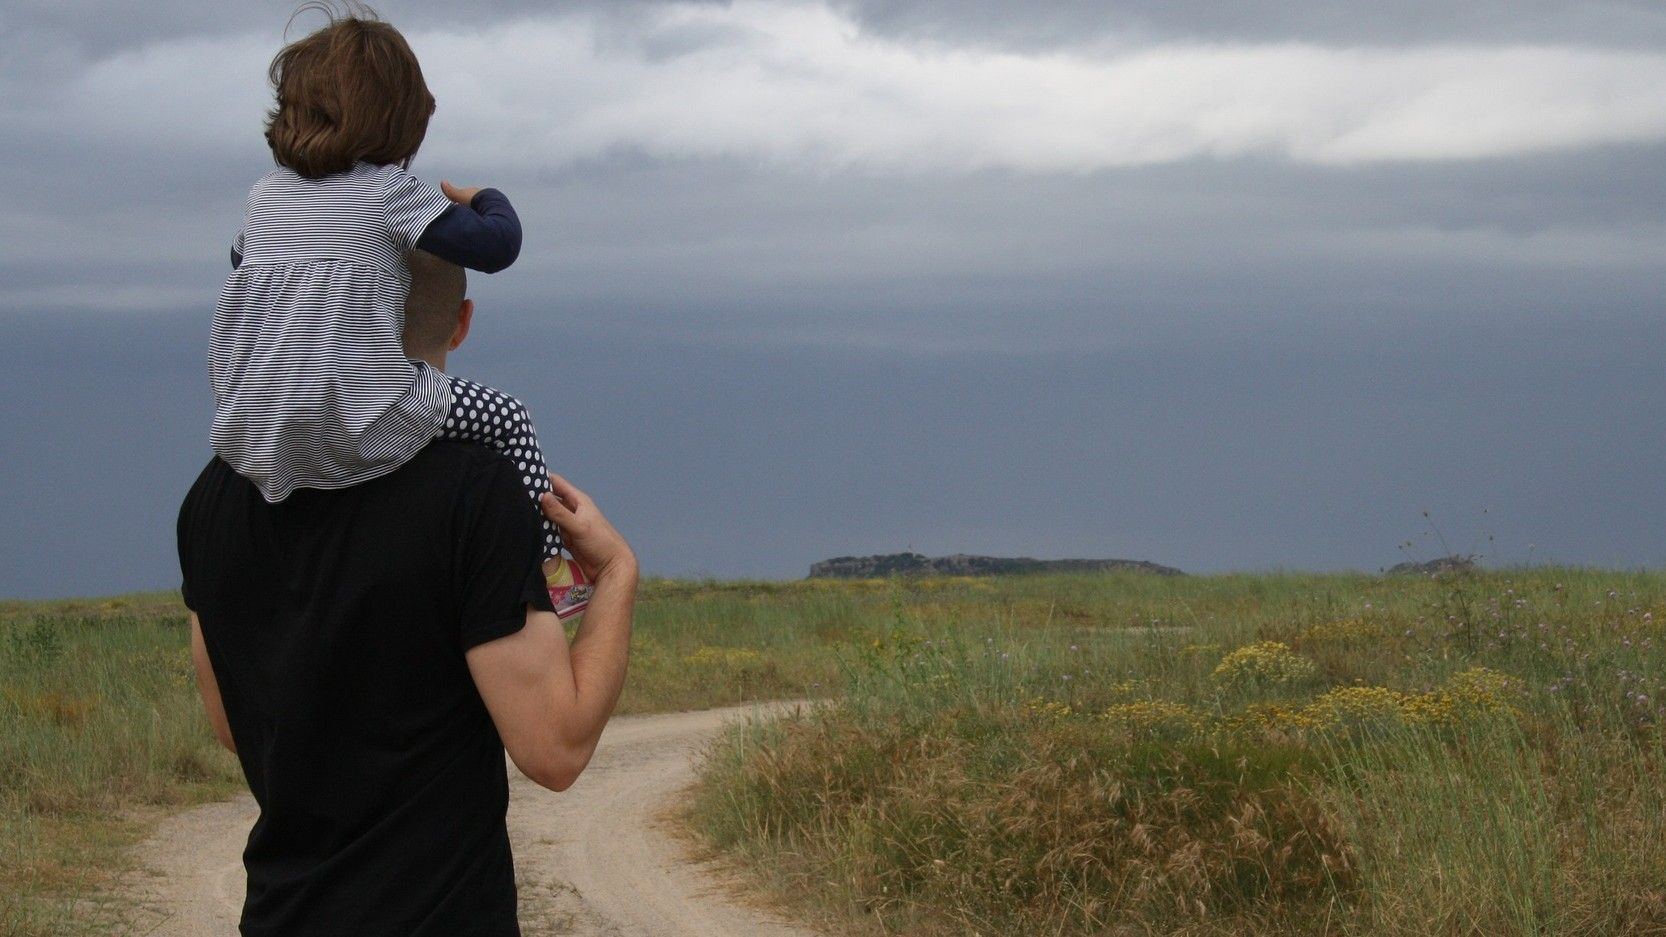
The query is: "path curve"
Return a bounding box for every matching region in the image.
[120,703,816,937]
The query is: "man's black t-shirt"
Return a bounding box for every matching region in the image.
[178,442,555,937]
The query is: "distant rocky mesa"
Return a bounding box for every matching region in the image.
[1385,555,1478,576]
[808,552,1185,579]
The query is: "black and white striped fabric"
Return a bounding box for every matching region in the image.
[211,162,454,503]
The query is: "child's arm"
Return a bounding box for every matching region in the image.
[415,183,522,275]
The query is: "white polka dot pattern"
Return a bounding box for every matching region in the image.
[441,377,561,558]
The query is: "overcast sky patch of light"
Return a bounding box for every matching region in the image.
[2,0,1662,597]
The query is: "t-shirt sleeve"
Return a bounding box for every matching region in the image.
[381,167,454,253]
[453,457,557,650]
[176,458,223,611]
[177,479,196,610]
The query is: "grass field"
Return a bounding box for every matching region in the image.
[0,580,845,936]
[0,593,241,937]
[6,570,1665,935]
[687,569,1666,936]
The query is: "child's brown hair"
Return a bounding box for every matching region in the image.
[264,3,435,178]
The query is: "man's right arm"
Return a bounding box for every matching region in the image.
[465,474,638,792]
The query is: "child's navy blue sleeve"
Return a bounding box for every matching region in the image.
[415,189,522,274]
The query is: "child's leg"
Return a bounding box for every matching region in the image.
[441,377,561,560]
[441,377,591,619]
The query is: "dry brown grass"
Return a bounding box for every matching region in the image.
[688,569,1666,936]
[695,705,1355,935]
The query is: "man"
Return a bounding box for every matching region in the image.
[179,251,635,936]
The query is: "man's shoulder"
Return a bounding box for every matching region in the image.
[409,440,520,480]
[378,442,529,515]
[183,443,519,511]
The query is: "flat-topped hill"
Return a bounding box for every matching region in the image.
[808,552,1184,579]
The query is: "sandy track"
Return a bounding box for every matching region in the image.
[120,703,817,937]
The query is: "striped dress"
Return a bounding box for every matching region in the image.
[211,162,455,503]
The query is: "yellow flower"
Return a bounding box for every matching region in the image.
[1304,686,1416,728]
[1105,679,1150,698]
[1443,666,1522,705]
[1100,700,1207,738]
[682,646,765,668]
[1226,701,1321,734]
[1428,666,1523,719]
[1025,697,1074,721]
[1212,642,1318,688]
[1297,668,1524,731]
[1400,692,1458,726]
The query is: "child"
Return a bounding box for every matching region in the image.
[213,8,586,617]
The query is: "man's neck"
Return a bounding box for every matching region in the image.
[409,349,447,372]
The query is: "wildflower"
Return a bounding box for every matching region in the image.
[1443,666,1522,703]
[683,646,765,668]
[1306,686,1417,728]
[1025,697,1073,722]
[1101,700,1206,739]
[1211,642,1318,689]
[1413,666,1524,721]
[1227,702,1320,734]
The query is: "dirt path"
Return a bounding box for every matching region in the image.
[119,703,817,937]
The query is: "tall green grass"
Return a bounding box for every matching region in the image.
[0,580,853,934]
[0,595,241,937]
[689,569,1666,935]
[11,571,1666,935]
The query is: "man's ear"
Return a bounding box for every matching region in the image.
[448,298,475,351]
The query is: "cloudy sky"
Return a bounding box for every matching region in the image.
[3,0,1664,598]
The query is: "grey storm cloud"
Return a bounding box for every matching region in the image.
[10,0,1666,55]
[12,1,1666,183]
[3,0,1665,598]
[838,0,1666,49]
[6,0,1664,337]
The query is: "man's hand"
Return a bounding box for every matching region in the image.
[468,474,637,792]
[540,474,636,582]
[440,180,483,206]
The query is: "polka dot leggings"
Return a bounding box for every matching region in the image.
[442,376,561,560]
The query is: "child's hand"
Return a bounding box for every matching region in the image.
[440,180,483,206]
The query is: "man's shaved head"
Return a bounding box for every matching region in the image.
[402,250,467,361]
